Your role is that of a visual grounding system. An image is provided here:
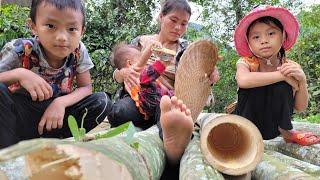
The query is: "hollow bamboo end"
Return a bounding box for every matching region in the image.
[200,114,264,175]
[26,144,133,180]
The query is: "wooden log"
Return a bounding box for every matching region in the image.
[292,121,320,136]
[198,113,264,176]
[180,131,224,180]
[264,137,320,166]
[253,151,318,179]
[263,150,320,177]
[0,126,165,180]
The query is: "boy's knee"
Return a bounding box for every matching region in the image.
[0,83,8,93]
[0,83,11,101]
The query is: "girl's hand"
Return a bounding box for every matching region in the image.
[278,61,307,84]
[38,98,66,135]
[208,67,220,85]
[121,66,141,92]
[284,76,299,92]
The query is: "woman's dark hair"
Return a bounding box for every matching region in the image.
[160,0,191,16]
[247,16,286,59]
[30,0,86,27]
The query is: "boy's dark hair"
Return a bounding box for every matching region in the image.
[111,42,140,69]
[161,0,191,16]
[247,16,286,59]
[30,0,86,27]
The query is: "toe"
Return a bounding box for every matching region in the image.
[160,95,172,113]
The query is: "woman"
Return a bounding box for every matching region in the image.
[108,0,220,166]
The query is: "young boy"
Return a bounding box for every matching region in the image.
[0,0,110,149]
[111,41,175,121]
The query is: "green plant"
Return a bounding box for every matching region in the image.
[68,112,139,149]
[84,0,156,95]
[305,114,320,124]
[0,4,31,49]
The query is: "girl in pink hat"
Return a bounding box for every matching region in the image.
[233,5,319,146]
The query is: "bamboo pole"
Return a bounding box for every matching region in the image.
[180,131,224,180]
[0,126,165,180]
[264,137,320,166]
[198,113,264,176]
[253,151,317,180]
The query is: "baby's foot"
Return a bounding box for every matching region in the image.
[160,95,194,164]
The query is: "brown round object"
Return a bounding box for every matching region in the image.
[174,40,219,121]
[200,113,264,176]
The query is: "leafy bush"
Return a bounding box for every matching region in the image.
[0,4,31,49]
[289,5,320,117]
[83,0,156,94]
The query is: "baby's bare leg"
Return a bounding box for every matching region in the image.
[160,95,194,164]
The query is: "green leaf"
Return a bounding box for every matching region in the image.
[123,122,137,145]
[312,90,320,96]
[68,115,80,141]
[79,128,86,140]
[130,142,139,150]
[95,121,131,139]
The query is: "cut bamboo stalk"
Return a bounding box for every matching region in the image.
[264,137,320,166]
[0,126,165,180]
[180,131,224,180]
[198,113,264,176]
[253,151,317,179]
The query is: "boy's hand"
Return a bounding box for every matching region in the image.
[18,68,53,101]
[38,98,65,135]
[146,40,162,52]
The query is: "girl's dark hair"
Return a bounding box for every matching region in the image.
[30,0,86,27]
[247,16,286,59]
[160,0,191,16]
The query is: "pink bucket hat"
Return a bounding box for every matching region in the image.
[234,5,299,57]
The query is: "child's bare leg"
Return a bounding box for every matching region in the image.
[278,127,292,139]
[160,95,194,164]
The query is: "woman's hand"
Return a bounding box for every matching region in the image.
[120,66,141,92]
[208,67,220,85]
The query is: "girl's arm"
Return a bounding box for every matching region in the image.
[236,63,286,88]
[294,82,308,112]
[278,61,308,112]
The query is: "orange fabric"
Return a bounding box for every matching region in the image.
[243,57,288,72]
[243,57,260,72]
[130,86,149,120]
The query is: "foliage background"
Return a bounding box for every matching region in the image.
[0,0,319,122]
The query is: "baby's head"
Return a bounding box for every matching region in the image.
[28,0,86,66]
[234,6,299,58]
[112,43,141,70]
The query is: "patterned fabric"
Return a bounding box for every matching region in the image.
[237,56,287,72]
[130,36,188,88]
[130,60,174,120]
[0,38,93,97]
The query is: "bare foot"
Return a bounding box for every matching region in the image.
[160,95,194,164]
